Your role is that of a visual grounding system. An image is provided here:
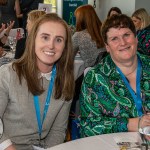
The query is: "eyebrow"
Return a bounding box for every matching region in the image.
[108,31,132,39]
[40,33,65,40]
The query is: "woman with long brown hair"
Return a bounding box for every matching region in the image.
[72,4,105,68]
[0,13,75,150]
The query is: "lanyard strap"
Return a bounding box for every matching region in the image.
[33,65,56,137]
[116,57,143,116]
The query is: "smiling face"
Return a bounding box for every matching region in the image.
[35,21,66,73]
[105,27,138,65]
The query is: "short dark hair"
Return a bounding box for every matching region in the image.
[101,14,136,44]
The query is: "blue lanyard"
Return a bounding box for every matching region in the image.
[33,65,56,138]
[116,57,143,116]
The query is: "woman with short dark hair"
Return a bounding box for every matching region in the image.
[80,14,150,138]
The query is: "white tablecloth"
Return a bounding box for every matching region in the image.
[47,132,142,150]
[74,59,84,80]
[74,54,85,80]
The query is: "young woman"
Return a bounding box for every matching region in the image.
[0,13,75,150]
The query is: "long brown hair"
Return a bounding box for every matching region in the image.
[12,13,75,101]
[74,4,104,48]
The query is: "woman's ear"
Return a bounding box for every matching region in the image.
[105,43,110,53]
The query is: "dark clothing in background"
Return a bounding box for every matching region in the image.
[19,0,44,30]
[15,37,26,59]
[137,24,150,56]
[0,0,19,28]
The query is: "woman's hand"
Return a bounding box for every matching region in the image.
[128,114,150,132]
[5,21,15,34]
[139,114,150,143]
[0,21,15,45]
[139,114,150,129]
[0,21,14,35]
[0,23,6,33]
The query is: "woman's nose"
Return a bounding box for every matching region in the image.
[119,37,126,45]
[48,39,54,49]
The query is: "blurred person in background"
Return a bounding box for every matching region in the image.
[72,4,105,69]
[0,0,21,28]
[0,21,15,57]
[15,10,46,59]
[132,8,150,56]
[0,21,15,45]
[19,0,44,34]
[70,4,106,140]
[107,6,122,18]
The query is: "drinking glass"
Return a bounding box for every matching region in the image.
[8,36,17,53]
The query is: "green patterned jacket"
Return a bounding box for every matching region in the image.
[80,53,150,137]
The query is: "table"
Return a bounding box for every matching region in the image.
[48,132,142,150]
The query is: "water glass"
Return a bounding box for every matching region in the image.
[8,36,17,52]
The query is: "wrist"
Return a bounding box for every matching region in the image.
[128,118,139,132]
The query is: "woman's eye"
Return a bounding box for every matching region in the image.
[124,33,130,37]
[111,37,118,41]
[42,36,49,41]
[56,38,63,43]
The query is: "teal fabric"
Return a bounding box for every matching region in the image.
[137,24,150,56]
[80,53,150,137]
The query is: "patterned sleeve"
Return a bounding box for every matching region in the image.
[79,70,128,138]
[137,29,150,55]
[72,32,79,55]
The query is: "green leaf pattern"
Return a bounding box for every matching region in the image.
[80,54,150,137]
